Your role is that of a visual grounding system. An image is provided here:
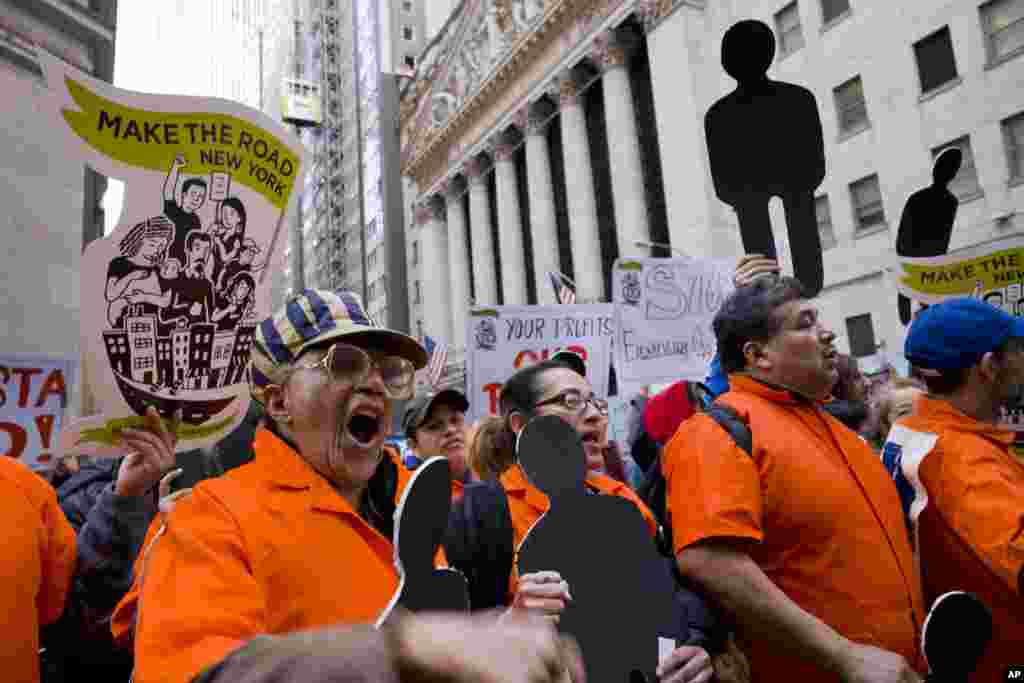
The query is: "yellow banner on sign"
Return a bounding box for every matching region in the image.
[895,234,1024,304]
[61,76,299,210]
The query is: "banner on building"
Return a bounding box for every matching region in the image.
[894,232,1024,429]
[465,304,614,420]
[1,355,77,470]
[37,52,306,457]
[612,257,735,393]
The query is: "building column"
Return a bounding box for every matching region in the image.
[595,30,651,259]
[415,195,452,344]
[523,101,560,305]
[558,71,604,301]
[493,131,529,305]
[443,180,472,346]
[465,156,499,306]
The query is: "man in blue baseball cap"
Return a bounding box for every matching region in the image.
[883,296,1024,682]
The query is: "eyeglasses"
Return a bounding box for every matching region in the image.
[534,389,609,416]
[293,342,415,400]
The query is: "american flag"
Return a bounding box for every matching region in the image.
[548,271,576,305]
[424,335,448,388]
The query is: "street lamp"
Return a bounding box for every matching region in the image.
[634,240,688,258]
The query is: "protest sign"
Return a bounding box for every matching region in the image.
[0,355,77,470]
[895,232,1024,429]
[465,304,614,420]
[37,52,306,457]
[612,257,734,393]
[895,233,1024,307]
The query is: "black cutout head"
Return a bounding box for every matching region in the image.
[394,457,453,568]
[922,591,992,681]
[722,20,775,84]
[933,147,963,187]
[516,414,587,499]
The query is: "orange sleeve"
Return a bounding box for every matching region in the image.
[129,486,266,683]
[662,413,764,555]
[929,439,1024,597]
[37,482,76,627]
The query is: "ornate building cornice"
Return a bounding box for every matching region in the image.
[399,0,703,194]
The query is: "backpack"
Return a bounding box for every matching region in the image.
[638,386,753,559]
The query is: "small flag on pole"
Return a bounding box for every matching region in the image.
[424,335,448,388]
[548,271,576,305]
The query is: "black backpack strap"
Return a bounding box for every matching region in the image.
[444,480,514,611]
[706,403,753,457]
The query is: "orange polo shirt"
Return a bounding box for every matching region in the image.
[663,375,925,680]
[889,395,1024,682]
[113,429,433,683]
[500,463,657,598]
[0,458,76,683]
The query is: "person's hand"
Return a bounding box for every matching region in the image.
[190,302,204,316]
[397,610,586,683]
[115,407,180,498]
[656,645,712,683]
[509,571,572,623]
[734,254,780,288]
[833,641,922,683]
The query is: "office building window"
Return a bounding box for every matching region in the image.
[815,195,837,250]
[402,0,413,11]
[414,281,422,304]
[849,174,886,232]
[821,0,850,24]
[1003,110,1024,180]
[412,240,419,265]
[845,314,876,358]
[981,0,1024,64]
[402,25,414,41]
[914,27,959,94]
[775,3,804,56]
[834,76,869,135]
[931,136,981,200]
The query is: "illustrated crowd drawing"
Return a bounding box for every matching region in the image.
[102,155,265,413]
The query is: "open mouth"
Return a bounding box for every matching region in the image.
[347,412,382,447]
[579,432,601,447]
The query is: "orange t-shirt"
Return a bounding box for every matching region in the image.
[113,429,434,683]
[0,459,76,683]
[500,464,657,598]
[888,395,1024,682]
[663,375,925,680]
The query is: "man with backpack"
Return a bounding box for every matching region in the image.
[662,275,926,682]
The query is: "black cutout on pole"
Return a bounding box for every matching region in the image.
[705,20,827,295]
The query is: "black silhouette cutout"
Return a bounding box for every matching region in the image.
[515,416,674,683]
[376,456,470,627]
[896,148,963,325]
[705,20,826,295]
[921,591,992,683]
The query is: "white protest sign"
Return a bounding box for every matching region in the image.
[612,257,734,390]
[0,355,77,470]
[465,304,615,420]
[37,52,306,457]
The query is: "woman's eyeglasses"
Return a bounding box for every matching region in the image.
[293,342,415,400]
[534,389,609,416]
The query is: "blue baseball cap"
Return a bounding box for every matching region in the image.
[905,297,1024,371]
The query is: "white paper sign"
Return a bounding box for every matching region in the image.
[37,52,306,457]
[464,304,615,420]
[612,257,734,390]
[0,355,78,470]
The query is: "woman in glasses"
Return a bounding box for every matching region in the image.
[111,289,467,683]
[445,359,720,683]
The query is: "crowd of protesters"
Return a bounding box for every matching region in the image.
[5,253,1022,683]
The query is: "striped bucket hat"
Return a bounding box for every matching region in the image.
[250,289,427,405]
